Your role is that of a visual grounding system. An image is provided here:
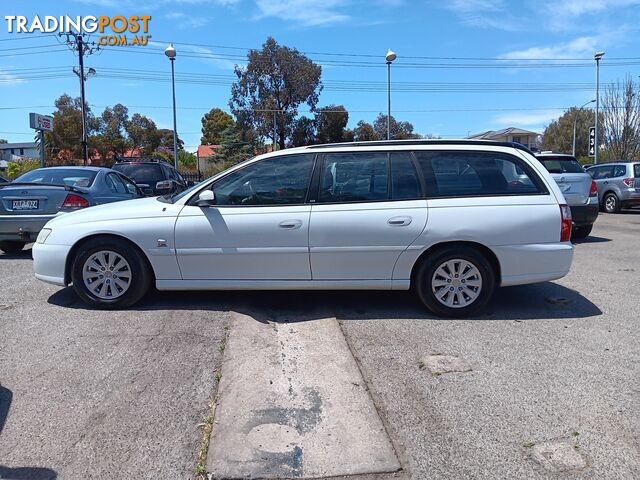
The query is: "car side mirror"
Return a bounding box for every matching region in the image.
[196,190,216,207]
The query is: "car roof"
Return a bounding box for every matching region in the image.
[301,139,533,153]
[534,152,576,159]
[31,166,106,172]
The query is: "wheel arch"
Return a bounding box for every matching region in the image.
[410,241,502,288]
[64,233,156,286]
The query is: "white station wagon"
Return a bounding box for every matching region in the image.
[33,140,574,317]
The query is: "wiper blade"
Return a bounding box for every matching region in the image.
[0,182,87,193]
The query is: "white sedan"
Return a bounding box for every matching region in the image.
[33,141,573,317]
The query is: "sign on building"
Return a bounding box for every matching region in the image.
[588,126,596,157]
[29,112,53,132]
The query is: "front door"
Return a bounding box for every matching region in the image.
[309,151,428,280]
[175,154,316,280]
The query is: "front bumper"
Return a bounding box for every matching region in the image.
[33,242,72,286]
[570,203,599,227]
[0,214,58,242]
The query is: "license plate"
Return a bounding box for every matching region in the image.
[12,199,39,210]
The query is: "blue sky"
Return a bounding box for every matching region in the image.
[1,0,640,151]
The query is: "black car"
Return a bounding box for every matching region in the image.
[112,158,187,196]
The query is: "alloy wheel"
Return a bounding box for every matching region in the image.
[82,250,132,300]
[431,259,483,308]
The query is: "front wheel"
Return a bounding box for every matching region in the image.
[603,193,620,213]
[415,247,496,318]
[71,238,152,309]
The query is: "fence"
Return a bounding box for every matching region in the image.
[180,171,205,184]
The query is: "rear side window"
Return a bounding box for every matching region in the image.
[391,152,421,200]
[319,152,388,203]
[538,157,584,174]
[634,164,640,178]
[414,151,546,198]
[613,165,627,177]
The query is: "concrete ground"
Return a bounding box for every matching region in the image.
[0,211,638,479]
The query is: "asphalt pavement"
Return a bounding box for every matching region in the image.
[0,211,638,479]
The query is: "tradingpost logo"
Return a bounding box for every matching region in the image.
[4,15,152,46]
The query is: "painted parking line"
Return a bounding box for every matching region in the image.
[206,311,401,479]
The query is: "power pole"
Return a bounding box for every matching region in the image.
[63,33,99,166]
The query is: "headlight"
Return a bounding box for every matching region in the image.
[36,228,52,244]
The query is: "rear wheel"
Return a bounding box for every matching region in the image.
[415,246,496,317]
[603,192,620,213]
[71,237,152,309]
[571,225,593,241]
[0,241,26,254]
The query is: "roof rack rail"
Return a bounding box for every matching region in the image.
[114,156,167,163]
[305,139,534,155]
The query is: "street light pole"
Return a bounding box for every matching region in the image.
[385,49,396,140]
[594,51,605,164]
[165,43,178,170]
[572,99,595,157]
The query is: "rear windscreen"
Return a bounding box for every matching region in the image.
[538,157,584,174]
[15,168,97,187]
[113,164,163,183]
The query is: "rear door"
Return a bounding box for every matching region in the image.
[588,165,613,198]
[309,151,427,281]
[538,156,591,206]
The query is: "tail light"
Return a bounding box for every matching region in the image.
[61,193,89,209]
[622,177,634,188]
[589,180,598,196]
[560,204,572,242]
[156,180,173,190]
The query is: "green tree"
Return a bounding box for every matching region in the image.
[289,116,316,147]
[542,107,597,157]
[93,104,129,161]
[0,139,7,144]
[230,37,322,149]
[212,125,254,166]
[352,121,379,141]
[126,113,161,156]
[157,129,184,151]
[178,150,197,168]
[315,105,349,144]
[46,94,96,163]
[201,108,235,145]
[373,114,420,140]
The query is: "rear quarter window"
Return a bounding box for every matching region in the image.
[634,164,640,178]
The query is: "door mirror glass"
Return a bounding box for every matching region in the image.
[196,189,216,207]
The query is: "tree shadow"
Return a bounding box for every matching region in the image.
[48,281,601,322]
[0,385,57,479]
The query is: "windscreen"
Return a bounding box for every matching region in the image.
[15,168,97,187]
[538,157,584,174]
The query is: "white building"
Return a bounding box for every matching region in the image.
[0,142,39,161]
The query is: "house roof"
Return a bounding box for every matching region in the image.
[0,142,38,149]
[197,145,222,158]
[467,128,539,139]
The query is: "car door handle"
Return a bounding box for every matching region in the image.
[387,216,412,226]
[279,220,303,229]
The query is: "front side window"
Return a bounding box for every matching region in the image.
[319,152,388,203]
[211,154,315,206]
[415,151,544,197]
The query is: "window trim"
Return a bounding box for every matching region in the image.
[186,153,318,208]
[416,150,550,199]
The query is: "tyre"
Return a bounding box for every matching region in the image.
[0,241,26,255]
[71,237,152,309]
[603,192,620,213]
[571,225,593,241]
[415,246,496,318]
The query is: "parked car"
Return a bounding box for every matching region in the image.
[535,153,599,240]
[585,162,640,213]
[112,158,187,196]
[33,140,574,317]
[0,166,143,254]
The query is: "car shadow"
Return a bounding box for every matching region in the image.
[0,385,58,480]
[573,235,611,244]
[48,281,601,322]
[0,249,33,260]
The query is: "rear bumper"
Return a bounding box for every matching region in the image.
[494,242,574,287]
[570,203,599,227]
[33,242,72,286]
[620,191,640,206]
[0,214,58,242]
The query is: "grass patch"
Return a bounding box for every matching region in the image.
[218,338,226,353]
[418,360,426,370]
[195,394,218,479]
[523,441,535,448]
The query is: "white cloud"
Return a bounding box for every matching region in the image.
[500,36,599,59]
[442,0,522,31]
[492,110,561,128]
[0,70,25,85]
[254,0,351,26]
[164,12,209,28]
